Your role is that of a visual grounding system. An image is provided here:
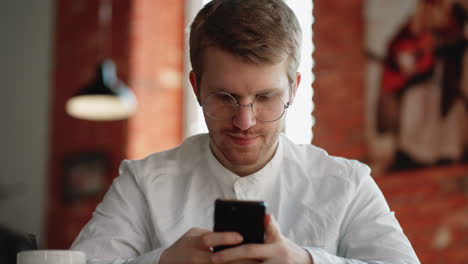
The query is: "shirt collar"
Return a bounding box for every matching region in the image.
[205,133,284,196]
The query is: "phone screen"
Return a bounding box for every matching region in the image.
[213,199,266,252]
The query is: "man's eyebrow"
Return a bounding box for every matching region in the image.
[257,88,283,94]
[208,87,283,95]
[209,87,228,93]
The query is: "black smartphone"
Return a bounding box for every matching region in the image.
[213,199,266,252]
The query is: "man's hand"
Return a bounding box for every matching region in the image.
[159,227,248,264]
[211,214,313,264]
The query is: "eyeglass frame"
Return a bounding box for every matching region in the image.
[199,91,291,122]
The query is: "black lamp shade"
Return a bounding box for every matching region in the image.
[66,59,137,121]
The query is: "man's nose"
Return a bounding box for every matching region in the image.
[233,105,256,130]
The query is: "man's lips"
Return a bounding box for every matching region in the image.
[227,134,259,146]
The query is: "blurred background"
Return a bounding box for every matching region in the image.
[0,0,466,263]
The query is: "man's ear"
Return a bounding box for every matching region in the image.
[289,72,301,105]
[189,71,199,97]
[189,71,203,104]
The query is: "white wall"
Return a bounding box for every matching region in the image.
[0,0,53,246]
[284,0,314,144]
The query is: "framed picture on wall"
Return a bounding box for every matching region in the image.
[365,0,468,173]
[61,151,109,203]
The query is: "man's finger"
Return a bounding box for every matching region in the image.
[202,231,243,248]
[265,214,281,243]
[186,227,212,237]
[212,243,271,263]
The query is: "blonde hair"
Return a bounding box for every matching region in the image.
[189,0,302,89]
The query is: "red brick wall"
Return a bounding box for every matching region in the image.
[127,0,184,160]
[312,0,468,263]
[312,0,366,160]
[47,0,132,248]
[47,0,184,248]
[378,166,468,262]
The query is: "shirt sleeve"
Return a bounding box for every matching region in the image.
[304,163,420,264]
[70,160,167,264]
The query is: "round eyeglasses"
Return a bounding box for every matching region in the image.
[200,92,290,122]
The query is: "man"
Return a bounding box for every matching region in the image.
[71,0,421,263]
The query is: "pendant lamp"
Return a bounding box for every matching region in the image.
[66,59,136,121]
[65,0,137,121]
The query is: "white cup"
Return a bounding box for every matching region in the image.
[17,250,86,264]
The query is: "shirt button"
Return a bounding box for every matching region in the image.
[234,179,246,189]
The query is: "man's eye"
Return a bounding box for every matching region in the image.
[215,94,233,101]
[256,94,274,101]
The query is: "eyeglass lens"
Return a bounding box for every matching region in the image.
[202,92,287,122]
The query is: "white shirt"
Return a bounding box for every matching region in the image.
[71,133,420,264]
